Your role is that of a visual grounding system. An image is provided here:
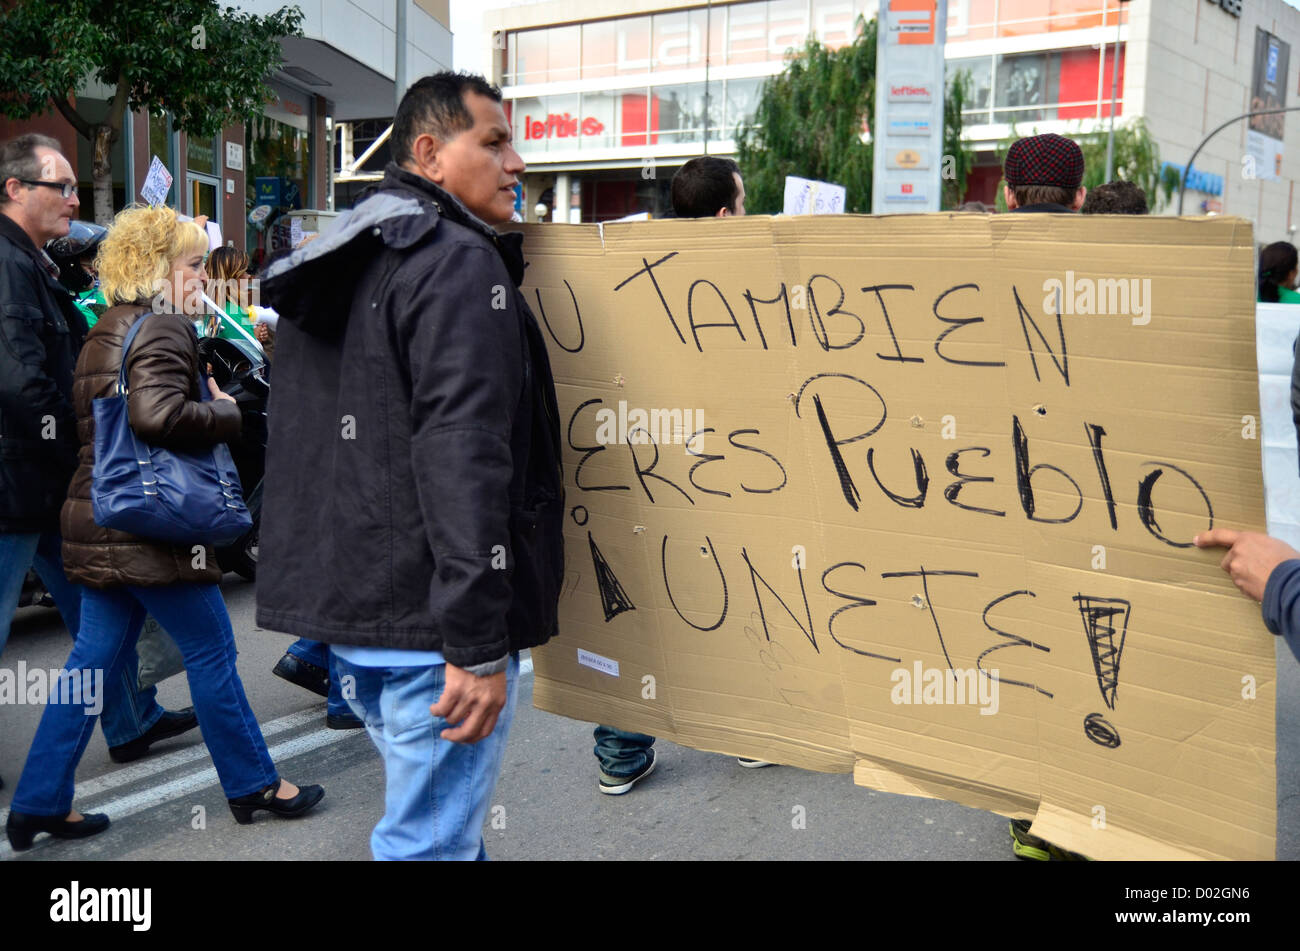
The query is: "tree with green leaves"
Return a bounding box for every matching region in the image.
[0,0,303,223]
[735,16,976,214]
[993,118,1181,211]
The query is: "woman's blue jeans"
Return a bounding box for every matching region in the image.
[0,531,163,747]
[11,582,277,816]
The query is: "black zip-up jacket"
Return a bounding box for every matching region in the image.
[0,213,87,533]
[255,164,565,669]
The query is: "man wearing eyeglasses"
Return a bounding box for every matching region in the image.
[0,134,198,786]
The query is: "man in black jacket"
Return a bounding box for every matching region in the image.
[0,134,197,782]
[257,73,564,860]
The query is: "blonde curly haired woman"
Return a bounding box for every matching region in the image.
[6,206,323,851]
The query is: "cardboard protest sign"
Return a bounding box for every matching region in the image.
[519,213,1273,860]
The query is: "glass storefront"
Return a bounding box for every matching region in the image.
[950,44,1125,124]
[505,0,875,85]
[245,113,310,256]
[512,79,767,153]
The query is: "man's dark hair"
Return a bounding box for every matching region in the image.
[671,156,741,218]
[392,71,503,167]
[0,133,62,206]
[1010,183,1077,208]
[1080,180,1148,215]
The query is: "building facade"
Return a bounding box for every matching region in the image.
[1,0,452,258]
[486,0,1300,241]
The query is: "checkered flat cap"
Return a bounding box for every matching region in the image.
[1004,133,1084,189]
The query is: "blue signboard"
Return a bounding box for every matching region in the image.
[255,176,282,206]
[1162,161,1224,197]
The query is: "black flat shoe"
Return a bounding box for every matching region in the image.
[6,810,110,851]
[108,707,199,763]
[228,779,324,825]
[271,653,330,699]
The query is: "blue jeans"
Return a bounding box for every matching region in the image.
[593,725,656,779]
[11,582,277,815]
[0,531,163,748]
[286,637,352,718]
[335,654,520,861]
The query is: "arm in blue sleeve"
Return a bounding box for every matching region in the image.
[1261,559,1300,664]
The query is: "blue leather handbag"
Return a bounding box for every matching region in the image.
[91,312,252,545]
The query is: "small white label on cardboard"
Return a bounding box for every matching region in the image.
[140,156,172,206]
[577,649,620,677]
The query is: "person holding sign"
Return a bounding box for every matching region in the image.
[1195,529,1300,665]
[593,156,770,797]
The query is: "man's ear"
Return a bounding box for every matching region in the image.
[405,133,443,183]
[1003,183,1018,210]
[1072,185,1087,211]
[716,206,730,217]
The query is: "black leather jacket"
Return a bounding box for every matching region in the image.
[0,213,87,532]
[255,164,565,668]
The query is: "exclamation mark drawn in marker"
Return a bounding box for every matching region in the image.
[1074,594,1132,749]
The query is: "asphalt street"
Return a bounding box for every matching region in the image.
[1,575,1297,861]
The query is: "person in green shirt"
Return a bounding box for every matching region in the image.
[46,220,107,327]
[204,246,258,341]
[1259,241,1300,304]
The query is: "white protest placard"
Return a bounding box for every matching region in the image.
[140,156,172,207]
[782,175,847,216]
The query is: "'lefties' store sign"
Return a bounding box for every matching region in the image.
[524,113,606,139]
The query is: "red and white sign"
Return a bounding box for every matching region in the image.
[887,79,934,103]
[524,113,606,140]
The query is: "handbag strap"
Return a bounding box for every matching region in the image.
[116,310,152,396]
[117,310,208,399]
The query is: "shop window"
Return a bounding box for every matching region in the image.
[724,78,765,139]
[994,50,1058,121]
[548,25,580,82]
[514,29,549,84]
[950,55,994,123]
[727,0,770,65]
[582,20,618,79]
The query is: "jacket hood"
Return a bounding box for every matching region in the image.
[260,163,526,337]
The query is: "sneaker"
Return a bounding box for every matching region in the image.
[1009,819,1090,861]
[737,758,774,768]
[598,749,657,795]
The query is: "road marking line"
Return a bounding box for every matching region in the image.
[1,659,537,859]
[0,726,357,860]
